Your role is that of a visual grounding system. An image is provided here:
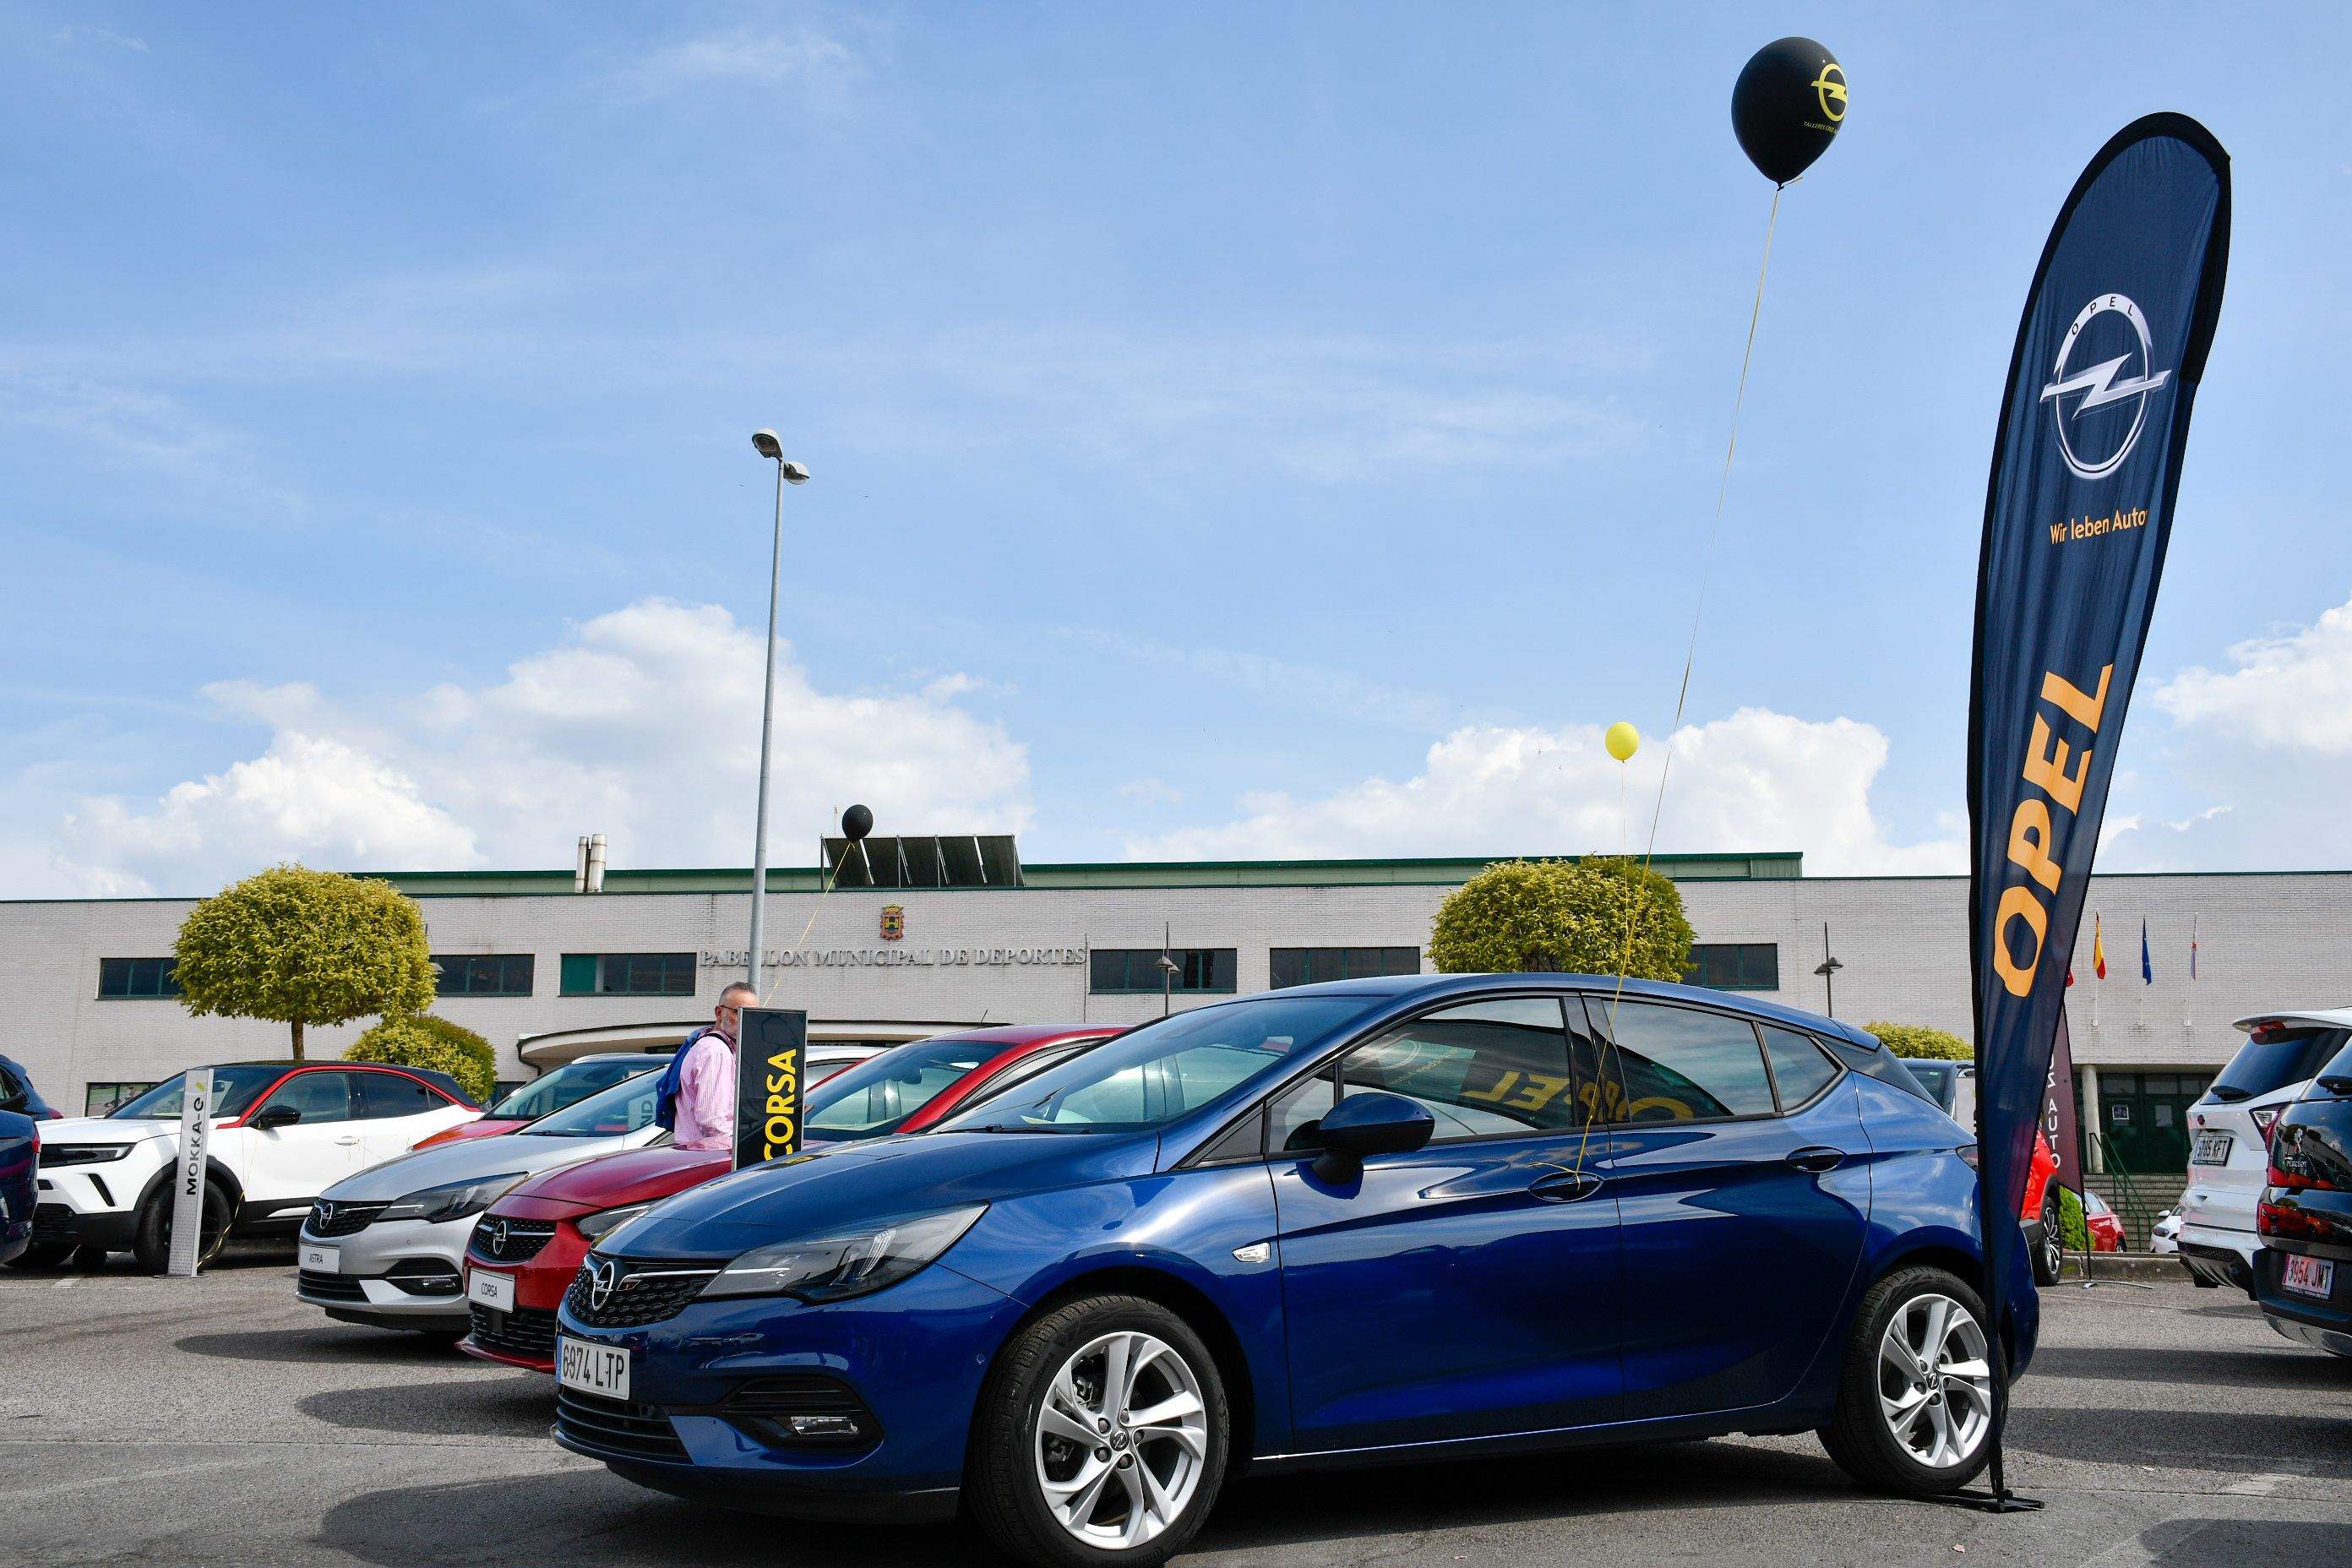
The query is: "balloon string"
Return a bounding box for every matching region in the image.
[1571,184,1782,1173]
[761,841,856,1006]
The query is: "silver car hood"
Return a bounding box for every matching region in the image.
[320,1127,655,1200]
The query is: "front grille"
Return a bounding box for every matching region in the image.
[32,1203,74,1239]
[564,1257,721,1329]
[556,1386,689,1463]
[467,1301,558,1362]
[298,1269,367,1303]
[307,1200,389,1238]
[469,1217,557,1264]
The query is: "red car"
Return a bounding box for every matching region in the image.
[457,1024,1119,1372]
[411,1054,667,1152]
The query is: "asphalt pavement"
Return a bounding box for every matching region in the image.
[3,1245,2348,1567]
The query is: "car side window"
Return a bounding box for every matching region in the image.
[1582,998,1775,1123]
[0,1062,25,1113]
[259,1070,357,1124]
[355,1070,444,1121]
[1760,1026,1840,1110]
[1277,997,1585,1152]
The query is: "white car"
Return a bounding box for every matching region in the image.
[2149,1210,2182,1255]
[23,1061,480,1272]
[295,1069,667,1334]
[2179,1009,2352,1294]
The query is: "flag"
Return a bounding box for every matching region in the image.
[2191,917,2199,980]
[2093,915,2107,978]
[2141,918,2153,984]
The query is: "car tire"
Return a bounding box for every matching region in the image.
[967,1293,1230,1568]
[1819,1266,2001,1497]
[130,1181,231,1274]
[5,1239,74,1270]
[2031,1193,2064,1287]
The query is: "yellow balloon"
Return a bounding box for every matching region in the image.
[1604,721,1641,763]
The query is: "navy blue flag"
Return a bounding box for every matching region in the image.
[1967,115,2227,1489]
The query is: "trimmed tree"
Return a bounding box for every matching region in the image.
[172,865,436,1059]
[346,1014,497,1103]
[1865,1020,1974,1060]
[1428,858,1694,980]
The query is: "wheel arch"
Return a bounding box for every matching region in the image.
[131,1157,245,1220]
[1865,1243,2023,1371]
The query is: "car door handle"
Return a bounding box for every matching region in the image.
[1787,1146,1844,1173]
[1530,1169,1605,1203]
[334,1135,361,1146]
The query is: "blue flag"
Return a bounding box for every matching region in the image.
[2141,919,2153,984]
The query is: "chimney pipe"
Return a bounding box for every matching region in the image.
[586,834,607,895]
[574,836,590,895]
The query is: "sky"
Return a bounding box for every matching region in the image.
[3,3,2349,897]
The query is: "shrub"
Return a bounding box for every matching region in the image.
[1864,1021,1974,1061]
[2058,1185,2089,1254]
[1429,858,1693,980]
[346,1014,497,1103]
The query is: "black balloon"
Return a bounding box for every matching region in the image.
[841,803,874,842]
[1731,36,1846,186]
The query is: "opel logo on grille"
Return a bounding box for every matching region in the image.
[489,1219,509,1258]
[315,1201,335,1229]
[588,1258,618,1310]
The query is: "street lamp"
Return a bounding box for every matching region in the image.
[1156,923,1180,1017]
[1812,921,1843,1017]
[745,430,808,994]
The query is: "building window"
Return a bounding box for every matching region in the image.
[1090,949,1237,995]
[98,957,182,999]
[559,952,697,997]
[84,1081,159,1116]
[1269,947,1420,988]
[1682,943,1779,991]
[433,953,536,997]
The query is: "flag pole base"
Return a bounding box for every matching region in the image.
[1934,1489,2045,1514]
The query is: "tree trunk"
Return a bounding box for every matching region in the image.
[291,1018,305,1060]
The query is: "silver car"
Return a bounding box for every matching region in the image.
[296,1071,667,1333]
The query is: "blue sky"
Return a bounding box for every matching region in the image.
[4,3,2349,896]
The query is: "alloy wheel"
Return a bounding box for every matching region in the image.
[1032,1330,1209,1550]
[1876,1293,1994,1469]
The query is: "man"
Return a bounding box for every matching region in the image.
[672,982,756,1152]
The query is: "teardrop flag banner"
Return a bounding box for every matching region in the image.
[1966,113,2229,1507]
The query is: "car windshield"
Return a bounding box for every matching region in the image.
[521,1070,662,1138]
[109,1064,287,1122]
[803,1037,1006,1142]
[941,995,1378,1135]
[2210,1026,2349,1102]
[488,1059,661,1122]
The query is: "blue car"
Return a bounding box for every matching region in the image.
[0,1109,35,1266]
[553,976,2036,1566]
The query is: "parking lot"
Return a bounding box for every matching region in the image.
[3,1250,2347,1568]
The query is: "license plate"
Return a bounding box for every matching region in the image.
[558,1337,631,1400]
[301,1244,340,1273]
[467,1267,514,1313]
[2191,1130,2232,1165]
[2282,1254,2336,1300]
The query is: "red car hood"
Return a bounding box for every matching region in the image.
[502,1145,732,1211]
[412,1117,523,1150]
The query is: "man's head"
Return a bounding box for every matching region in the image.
[716,982,759,1036]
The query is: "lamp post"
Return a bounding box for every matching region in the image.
[746,430,809,994]
[1812,921,1843,1018]
[1157,923,1179,1017]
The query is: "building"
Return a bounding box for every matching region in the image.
[8,847,2346,1197]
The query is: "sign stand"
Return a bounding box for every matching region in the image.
[734,1008,808,1170]
[166,1068,215,1277]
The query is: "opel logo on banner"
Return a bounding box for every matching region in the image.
[489,1219,509,1258]
[588,1258,618,1310]
[2039,293,2173,481]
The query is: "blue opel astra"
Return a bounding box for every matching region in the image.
[553,975,2036,1567]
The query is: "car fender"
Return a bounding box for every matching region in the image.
[131,1154,245,1223]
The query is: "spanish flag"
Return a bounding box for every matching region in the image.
[2092,914,2108,980]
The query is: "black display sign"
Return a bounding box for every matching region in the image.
[734,1007,807,1170]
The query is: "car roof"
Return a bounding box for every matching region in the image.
[2230,1008,2352,1032]
[1258,972,1881,1048]
[921,1024,1124,1048]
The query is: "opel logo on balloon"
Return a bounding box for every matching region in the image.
[1811,62,1847,125]
[2039,293,2172,481]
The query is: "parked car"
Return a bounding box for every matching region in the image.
[551,976,2036,1561]
[0,1054,61,1120]
[2180,1010,2352,1294]
[297,1068,670,1334]
[409,1054,671,1152]
[2081,1189,2125,1253]
[2253,1032,2352,1357]
[1886,1058,2071,1283]
[0,1110,35,1266]
[2149,1209,2182,1254]
[19,1062,480,1272]
[460,1025,1121,1371]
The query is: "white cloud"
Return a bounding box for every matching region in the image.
[1115,777,1186,808]
[1124,707,1959,875]
[43,599,1031,895]
[2156,592,2352,754]
[607,25,857,102]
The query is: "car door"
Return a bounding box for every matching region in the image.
[348,1070,464,1165]
[1270,995,1624,1451]
[1582,997,1870,1419]
[244,1069,370,1201]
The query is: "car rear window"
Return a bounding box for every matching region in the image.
[2210,1026,2349,1101]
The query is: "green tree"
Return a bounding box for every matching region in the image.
[1865,1020,1974,1060]
[172,865,435,1059]
[346,1014,497,1102]
[1428,858,1693,980]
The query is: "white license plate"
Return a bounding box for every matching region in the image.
[2191,1130,2233,1165]
[2282,1254,2336,1300]
[301,1244,340,1273]
[558,1337,631,1400]
[467,1267,514,1313]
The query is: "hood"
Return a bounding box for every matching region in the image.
[502,1145,730,1211]
[39,1116,170,1147]
[411,1118,522,1151]
[610,1130,1158,1261]
[322,1125,648,1200]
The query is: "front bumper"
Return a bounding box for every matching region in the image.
[297,1212,474,1326]
[553,1260,1023,1515]
[459,1226,591,1373]
[33,1157,159,1250]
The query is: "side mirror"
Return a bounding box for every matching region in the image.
[1311,1090,1435,1183]
[251,1105,302,1130]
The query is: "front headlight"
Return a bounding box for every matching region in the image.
[574,1202,653,1242]
[380,1173,525,1225]
[42,1143,139,1167]
[702,1204,987,1304]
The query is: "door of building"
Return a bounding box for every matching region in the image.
[2097,1070,2214,1175]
